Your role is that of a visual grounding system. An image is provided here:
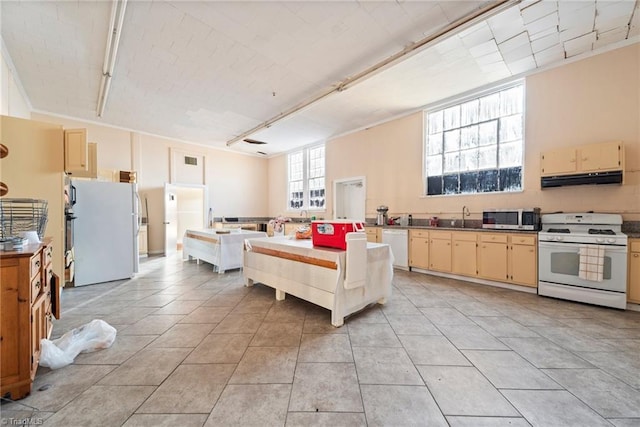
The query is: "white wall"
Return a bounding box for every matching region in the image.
[30,113,270,254]
[1,39,31,118]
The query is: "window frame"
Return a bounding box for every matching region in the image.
[423,80,526,197]
[287,143,326,212]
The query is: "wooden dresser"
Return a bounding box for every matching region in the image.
[1,238,60,400]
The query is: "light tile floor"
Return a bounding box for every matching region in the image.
[2,254,640,426]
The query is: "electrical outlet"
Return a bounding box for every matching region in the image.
[450,220,455,226]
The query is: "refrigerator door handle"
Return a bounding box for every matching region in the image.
[71,184,77,206]
[135,191,142,236]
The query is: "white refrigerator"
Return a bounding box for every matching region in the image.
[71,180,139,286]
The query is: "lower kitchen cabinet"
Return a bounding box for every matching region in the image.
[365,227,381,243]
[452,232,477,277]
[1,239,59,400]
[138,224,148,256]
[409,229,429,269]
[429,231,452,272]
[406,228,538,290]
[478,234,509,282]
[629,239,640,303]
[509,234,537,287]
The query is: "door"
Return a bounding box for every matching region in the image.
[429,236,452,272]
[73,181,135,286]
[452,234,477,277]
[579,141,621,172]
[334,177,365,221]
[540,147,577,176]
[510,244,537,287]
[538,241,627,292]
[164,183,179,256]
[164,183,207,255]
[478,242,508,281]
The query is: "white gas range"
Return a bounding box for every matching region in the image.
[538,213,628,309]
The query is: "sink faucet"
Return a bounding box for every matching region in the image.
[300,210,309,221]
[462,206,470,228]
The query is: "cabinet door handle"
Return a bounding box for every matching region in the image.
[35,260,41,268]
[634,254,639,258]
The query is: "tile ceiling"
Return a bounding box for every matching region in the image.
[1,1,638,156]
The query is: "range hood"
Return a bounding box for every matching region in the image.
[541,171,623,188]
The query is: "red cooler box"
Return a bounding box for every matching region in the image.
[311,220,365,250]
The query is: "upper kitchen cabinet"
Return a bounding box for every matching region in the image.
[541,141,624,177]
[579,141,624,172]
[64,129,88,174]
[69,142,97,179]
[540,146,577,176]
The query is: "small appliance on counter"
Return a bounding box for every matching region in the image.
[312,220,365,250]
[482,208,541,230]
[376,205,389,226]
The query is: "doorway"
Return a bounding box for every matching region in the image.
[164,183,208,255]
[333,177,366,221]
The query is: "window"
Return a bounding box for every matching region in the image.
[425,83,524,195]
[288,144,325,210]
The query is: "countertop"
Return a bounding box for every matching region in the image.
[364,224,540,234]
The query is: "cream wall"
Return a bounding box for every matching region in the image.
[268,43,640,222]
[1,44,31,119]
[31,114,269,254]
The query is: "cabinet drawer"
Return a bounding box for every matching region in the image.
[630,240,640,253]
[30,273,42,304]
[30,254,42,279]
[44,245,53,267]
[430,231,451,240]
[452,232,477,242]
[510,235,536,246]
[480,233,508,243]
[410,229,429,238]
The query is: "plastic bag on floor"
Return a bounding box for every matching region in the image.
[39,319,117,369]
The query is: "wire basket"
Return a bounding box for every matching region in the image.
[0,198,49,240]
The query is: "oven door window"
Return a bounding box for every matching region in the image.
[549,252,612,280]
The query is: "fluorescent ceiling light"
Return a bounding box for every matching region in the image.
[97,0,127,117]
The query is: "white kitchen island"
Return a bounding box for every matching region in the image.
[183,229,267,273]
[243,235,393,326]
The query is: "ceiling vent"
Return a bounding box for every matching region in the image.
[243,138,267,145]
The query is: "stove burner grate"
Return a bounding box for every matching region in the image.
[588,229,616,235]
[547,228,570,233]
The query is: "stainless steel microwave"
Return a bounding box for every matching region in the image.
[482,208,541,230]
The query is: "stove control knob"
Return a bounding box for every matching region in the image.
[596,238,605,243]
[555,236,563,242]
[606,238,616,244]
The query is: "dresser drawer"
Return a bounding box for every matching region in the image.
[30,273,42,304]
[30,253,42,280]
[44,245,53,267]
